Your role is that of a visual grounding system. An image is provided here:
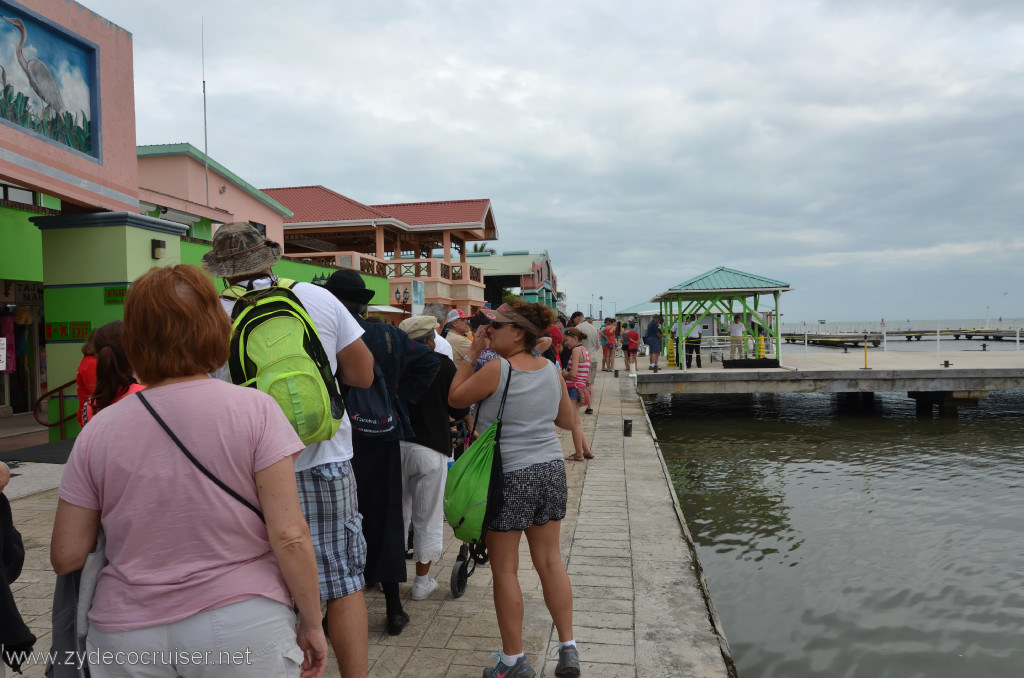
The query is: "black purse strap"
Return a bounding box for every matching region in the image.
[469,357,514,441]
[137,392,265,523]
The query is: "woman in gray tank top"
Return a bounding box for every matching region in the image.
[450,301,582,678]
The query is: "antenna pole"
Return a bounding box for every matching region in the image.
[202,17,210,206]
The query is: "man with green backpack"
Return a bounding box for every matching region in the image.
[203,222,374,678]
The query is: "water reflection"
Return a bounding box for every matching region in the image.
[651,391,1024,678]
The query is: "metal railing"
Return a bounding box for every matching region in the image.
[33,378,77,440]
[283,251,485,284]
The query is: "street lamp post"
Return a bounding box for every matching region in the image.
[394,288,410,316]
[599,296,603,319]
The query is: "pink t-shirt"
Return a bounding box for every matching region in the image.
[59,378,304,632]
[83,382,145,424]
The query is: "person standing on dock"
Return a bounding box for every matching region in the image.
[645,314,663,369]
[445,309,473,366]
[450,301,581,678]
[600,317,617,372]
[624,320,640,373]
[570,312,600,413]
[682,315,702,368]
[729,315,745,360]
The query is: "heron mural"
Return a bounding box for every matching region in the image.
[0,3,93,154]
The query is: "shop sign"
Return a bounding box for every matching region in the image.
[104,286,129,305]
[410,280,425,318]
[45,321,92,341]
[14,282,43,305]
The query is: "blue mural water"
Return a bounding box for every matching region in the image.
[0,1,95,155]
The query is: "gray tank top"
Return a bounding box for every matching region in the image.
[474,359,564,473]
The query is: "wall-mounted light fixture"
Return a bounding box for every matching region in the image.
[151,239,167,260]
[219,185,227,194]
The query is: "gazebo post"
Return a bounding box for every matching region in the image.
[677,294,685,373]
[774,290,782,359]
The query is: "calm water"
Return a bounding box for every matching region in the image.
[650,390,1024,678]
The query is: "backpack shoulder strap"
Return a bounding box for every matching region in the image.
[221,277,297,301]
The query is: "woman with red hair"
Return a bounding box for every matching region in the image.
[51,265,327,678]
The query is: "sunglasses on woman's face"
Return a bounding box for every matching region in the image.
[490,321,518,330]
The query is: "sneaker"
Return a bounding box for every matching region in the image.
[411,577,438,601]
[551,644,581,677]
[482,653,536,678]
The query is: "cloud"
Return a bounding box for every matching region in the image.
[82,0,1024,321]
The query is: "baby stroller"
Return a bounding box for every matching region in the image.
[449,418,489,597]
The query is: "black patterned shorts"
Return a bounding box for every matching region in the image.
[488,459,568,532]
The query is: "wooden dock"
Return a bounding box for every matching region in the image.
[635,349,1024,414]
[782,329,1023,348]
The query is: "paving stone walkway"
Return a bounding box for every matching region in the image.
[8,363,734,678]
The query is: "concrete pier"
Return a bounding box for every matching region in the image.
[4,364,735,678]
[636,349,1024,413]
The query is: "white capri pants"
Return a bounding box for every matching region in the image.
[400,440,448,565]
[85,596,304,678]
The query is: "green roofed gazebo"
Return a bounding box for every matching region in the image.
[651,266,792,362]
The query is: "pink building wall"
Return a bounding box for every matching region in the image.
[0,0,138,212]
[138,154,286,242]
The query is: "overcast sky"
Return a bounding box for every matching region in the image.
[85,0,1024,323]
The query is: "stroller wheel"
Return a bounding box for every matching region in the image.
[450,557,470,598]
[470,542,489,565]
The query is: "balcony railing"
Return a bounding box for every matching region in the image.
[284,253,483,284]
[282,251,483,284]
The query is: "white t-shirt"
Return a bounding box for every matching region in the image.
[433,331,453,359]
[729,323,745,337]
[576,321,601,355]
[214,277,364,471]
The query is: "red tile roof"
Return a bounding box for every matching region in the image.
[369,199,492,227]
[262,186,391,224]
[264,186,493,231]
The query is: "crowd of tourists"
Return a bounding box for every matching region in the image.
[2,223,602,678]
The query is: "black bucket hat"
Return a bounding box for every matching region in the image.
[322,269,375,304]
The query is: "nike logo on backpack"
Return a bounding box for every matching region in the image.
[266,332,291,347]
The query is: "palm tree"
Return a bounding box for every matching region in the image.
[471,242,496,255]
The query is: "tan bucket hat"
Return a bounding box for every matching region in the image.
[201,222,282,278]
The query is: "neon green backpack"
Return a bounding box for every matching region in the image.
[223,278,344,446]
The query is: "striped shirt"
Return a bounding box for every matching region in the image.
[568,346,590,387]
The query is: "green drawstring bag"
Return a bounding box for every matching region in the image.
[444,362,513,543]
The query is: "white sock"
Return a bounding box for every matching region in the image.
[500,651,524,666]
[414,574,429,585]
[561,639,577,649]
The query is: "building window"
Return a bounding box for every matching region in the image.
[249,221,267,235]
[1,183,37,206]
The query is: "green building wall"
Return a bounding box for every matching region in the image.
[0,206,44,282]
[16,219,388,440]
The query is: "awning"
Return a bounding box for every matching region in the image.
[368,304,406,314]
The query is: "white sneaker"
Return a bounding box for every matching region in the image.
[411,577,438,601]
